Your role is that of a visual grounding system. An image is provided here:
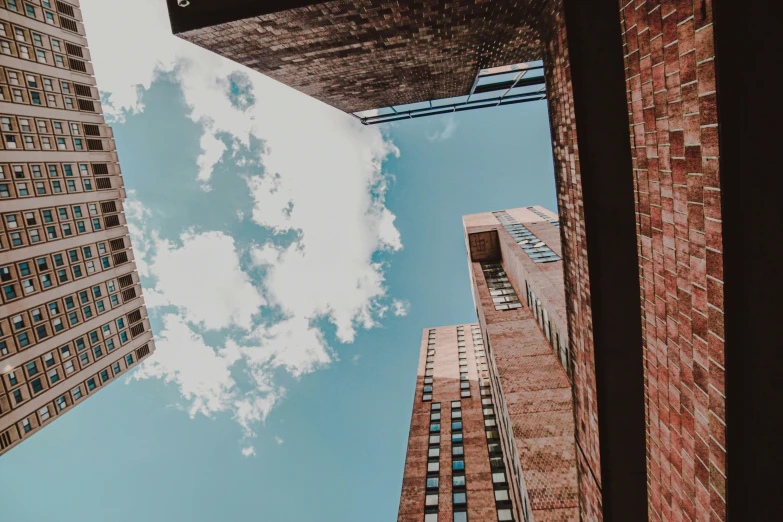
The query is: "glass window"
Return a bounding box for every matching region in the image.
[425,494,438,506]
[494,489,509,502]
[426,462,439,473]
[426,477,439,489]
[497,509,513,522]
[492,472,507,484]
[429,424,440,432]
[424,515,438,522]
[428,447,439,458]
[453,492,466,505]
[452,460,464,471]
[453,513,468,522]
[452,475,466,487]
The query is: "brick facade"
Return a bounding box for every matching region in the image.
[175,0,549,114]
[618,1,725,520]
[538,2,602,519]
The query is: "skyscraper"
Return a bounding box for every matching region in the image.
[398,207,579,522]
[0,0,155,456]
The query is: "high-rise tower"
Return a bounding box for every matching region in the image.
[0,0,155,456]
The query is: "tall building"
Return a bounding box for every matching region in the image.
[167,1,779,520]
[0,0,155,456]
[399,207,578,522]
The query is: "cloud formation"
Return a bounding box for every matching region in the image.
[83,0,406,453]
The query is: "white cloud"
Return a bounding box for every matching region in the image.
[130,314,238,419]
[83,0,407,453]
[241,446,256,457]
[274,437,284,445]
[392,299,410,317]
[147,231,264,331]
[351,354,362,366]
[426,115,459,142]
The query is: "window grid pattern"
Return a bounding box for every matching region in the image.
[481,263,522,311]
[0,2,82,38]
[526,206,560,227]
[425,397,441,521]
[493,211,560,263]
[471,325,519,522]
[0,308,146,416]
[525,280,572,380]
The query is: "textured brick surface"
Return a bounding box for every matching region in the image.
[471,261,578,521]
[618,1,725,521]
[397,325,508,522]
[539,2,602,519]
[177,0,549,114]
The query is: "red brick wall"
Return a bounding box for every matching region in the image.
[397,326,507,522]
[178,0,548,114]
[540,1,603,519]
[618,1,725,521]
[471,260,579,521]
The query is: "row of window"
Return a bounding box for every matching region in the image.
[0,344,149,456]
[2,113,99,138]
[0,235,129,305]
[481,263,523,311]
[1,308,145,406]
[422,329,436,401]
[2,131,106,152]
[424,400,470,522]
[0,161,110,181]
[526,206,560,227]
[0,273,140,358]
[0,11,82,58]
[526,281,572,380]
[493,211,561,263]
[472,324,518,522]
[0,0,81,35]
[456,326,471,399]
[0,200,122,253]
[0,176,97,201]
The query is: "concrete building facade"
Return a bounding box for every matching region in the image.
[165,1,781,520]
[0,0,155,456]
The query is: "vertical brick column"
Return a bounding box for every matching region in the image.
[539,4,603,518]
[618,2,725,520]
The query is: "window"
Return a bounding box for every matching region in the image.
[424,515,438,522]
[31,378,43,393]
[452,422,462,431]
[428,447,440,458]
[425,494,438,507]
[429,424,440,432]
[426,462,439,473]
[460,390,471,398]
[39,406,50,421]
[22,419,31,432]
[125,354,134,366]
[452,432,463,443]
[429,435,440,445]
[430,412,440,421]
[56,396,67,410]
[453,492,466,505]
[494,490,509,502]
[452,410,462,419]
[497,509,513,521]
[453,513,468,522]
[452,446,464,456]
[492,472,507,484]
[87,378,96,391]
[452,475,466,487]
[426,477,439,489]
[452,460,464,471]
[100,370,109,382]
[72,387,82,400]
[422,394,432,402]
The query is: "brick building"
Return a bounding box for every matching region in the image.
[166,1,781,520]
[398,207,579,522]
[0,0,155,456]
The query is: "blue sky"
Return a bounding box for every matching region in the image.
[0,1,555,520]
